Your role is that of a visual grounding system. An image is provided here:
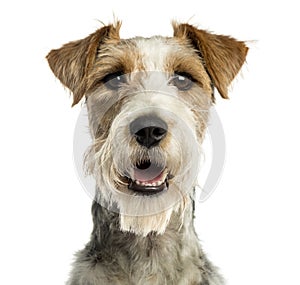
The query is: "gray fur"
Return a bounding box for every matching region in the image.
[67,192,224,285]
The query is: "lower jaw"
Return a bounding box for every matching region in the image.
[128,180,169,196]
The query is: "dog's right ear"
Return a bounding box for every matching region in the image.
[46,22,121,106]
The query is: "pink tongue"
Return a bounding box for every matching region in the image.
[134,164,164,182]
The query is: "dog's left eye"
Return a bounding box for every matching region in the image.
[102,72,126,90]
[171,72,194,91]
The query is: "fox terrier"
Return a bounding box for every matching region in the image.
[47,21,248,285]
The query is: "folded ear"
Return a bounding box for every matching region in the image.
[173,23,248,99]
[46,22,121,106]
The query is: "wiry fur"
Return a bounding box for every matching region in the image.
[67,199,223,285]
[47,20,248,285]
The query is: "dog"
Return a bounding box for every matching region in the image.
[47,21,248,285]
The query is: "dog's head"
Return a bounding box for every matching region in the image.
[47,21,247,236]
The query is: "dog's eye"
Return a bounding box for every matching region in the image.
[102,72,125,90]
[171,72,194,91]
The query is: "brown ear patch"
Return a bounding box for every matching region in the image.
[173,23,248,99]
[46,22,121,106]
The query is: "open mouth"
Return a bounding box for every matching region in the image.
[127,160,170,195]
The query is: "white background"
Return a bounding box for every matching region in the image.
[1,0,300,284]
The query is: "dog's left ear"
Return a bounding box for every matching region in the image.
[173,23,248,99]
[47,22,121,106]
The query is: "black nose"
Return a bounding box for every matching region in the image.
[130,116,168,148]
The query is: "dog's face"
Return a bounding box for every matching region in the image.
[47,21,247,236]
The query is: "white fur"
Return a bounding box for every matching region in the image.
[85,37,210,236]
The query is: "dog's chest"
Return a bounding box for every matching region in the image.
[104,231,203,285]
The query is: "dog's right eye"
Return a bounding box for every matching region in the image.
[102,72,126,90]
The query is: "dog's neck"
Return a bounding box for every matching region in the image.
[88,195,200,260]
[75,193,222,284]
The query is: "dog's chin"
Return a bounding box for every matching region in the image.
[114,179,185,237]
[107,161,185,236]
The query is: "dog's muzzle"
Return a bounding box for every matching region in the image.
[127,115,170,195]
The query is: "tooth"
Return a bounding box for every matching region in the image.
[136,180,140,185]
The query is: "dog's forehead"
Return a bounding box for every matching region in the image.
[130,36,184,70]
[98,36,201,73]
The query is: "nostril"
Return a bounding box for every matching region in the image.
[135,128,149,145]
[135,128,148,138]
[130,116,168,148]
[134,126,167,148]
[151,127,167,140]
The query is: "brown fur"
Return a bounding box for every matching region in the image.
[47,21,247,106]
[173,22,248,99]
[47,22,121,106]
